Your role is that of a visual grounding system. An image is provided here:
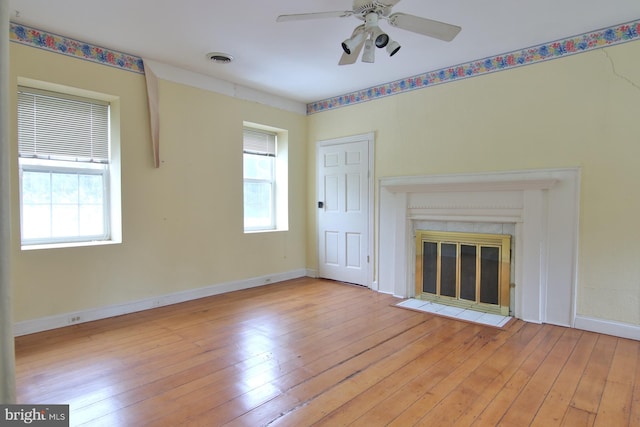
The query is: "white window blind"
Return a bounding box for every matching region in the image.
[243,128,276,156]
[18,87,109,163]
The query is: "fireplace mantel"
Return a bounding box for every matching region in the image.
[380,176,559,194]
[377,168,580,327]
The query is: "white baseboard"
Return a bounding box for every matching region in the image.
[19,275,638,342]
[14,269,308,336]
[574,315,640,341]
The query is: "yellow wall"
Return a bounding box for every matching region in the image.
[9,43,307,322]
[307,40,640,324]
[10,35,640,327]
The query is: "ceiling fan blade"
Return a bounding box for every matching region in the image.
[276,10,353,22]
[388,12,461,42]
[339,40,365,65]
[379,0,403,6]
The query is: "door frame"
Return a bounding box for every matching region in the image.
[316,132,375,288]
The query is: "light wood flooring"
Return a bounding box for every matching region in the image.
[14,277,640,426]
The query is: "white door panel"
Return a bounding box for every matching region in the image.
[324,231,340,265]
[317,135,372,286]
[346,232,362,268]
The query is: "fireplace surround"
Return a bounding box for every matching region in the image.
[377,168,580,327]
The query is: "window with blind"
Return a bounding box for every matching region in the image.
[243,128,277,231]
[17,86,116,247]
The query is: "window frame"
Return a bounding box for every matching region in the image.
[17,83,121,250]
[243,128,277,232]
[242,123,288,233]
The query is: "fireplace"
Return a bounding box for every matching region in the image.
[415,230,512,316]
[377,168,580,327]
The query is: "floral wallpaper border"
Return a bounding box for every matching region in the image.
[307,19,640,114]
[10,23,145,74]
[9,20,640,115]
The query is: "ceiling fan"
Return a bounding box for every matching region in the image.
[276,0,461,65]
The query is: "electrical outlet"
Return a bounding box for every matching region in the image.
[70,316,81,323]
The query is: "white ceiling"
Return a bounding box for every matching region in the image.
[8,0,640,104]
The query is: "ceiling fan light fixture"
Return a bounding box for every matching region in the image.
[341,29,365,54]
[371,27,389,48]
[276,1,461,66]
[386,40,401,56]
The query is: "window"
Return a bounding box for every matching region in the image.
[17,86,120,248]
[242,124,288,233]
[243,128,276,231]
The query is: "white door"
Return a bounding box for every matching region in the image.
[317,133,373,286]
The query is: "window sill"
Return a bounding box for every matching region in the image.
[244,228,288,234]
[21,239,122,251]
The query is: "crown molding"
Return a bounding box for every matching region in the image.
[142,59,307,115]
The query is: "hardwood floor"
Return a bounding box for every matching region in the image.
[14,277,640,426]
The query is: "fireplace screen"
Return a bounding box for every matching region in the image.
[416,230,511,315]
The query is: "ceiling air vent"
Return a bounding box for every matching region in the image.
[206,52,233,64]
